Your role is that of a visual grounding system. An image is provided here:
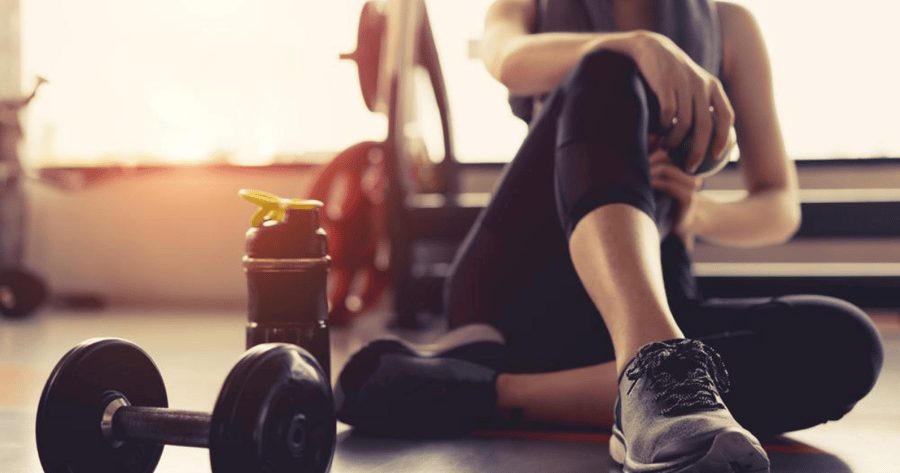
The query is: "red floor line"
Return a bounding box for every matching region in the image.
[470,430,827,454]
[471,430,612,443]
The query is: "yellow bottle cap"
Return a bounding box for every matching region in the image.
[238,189,323,226]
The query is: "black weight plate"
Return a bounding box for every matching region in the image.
[0,269,49,318]
[36,338,168,473]
[209,343,335,473]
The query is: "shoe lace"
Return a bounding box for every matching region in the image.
[625,339,731,417]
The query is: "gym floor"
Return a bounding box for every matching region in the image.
[2,304,898,473]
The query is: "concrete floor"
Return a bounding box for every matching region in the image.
[1,305,898,472]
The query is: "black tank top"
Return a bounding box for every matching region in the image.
[509,0,723,123]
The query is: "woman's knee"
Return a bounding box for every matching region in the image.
[723,295,884,435]
[553,50,662,235]
[557,49,653,147]
[567,49,641,87]
[773,294,884,403]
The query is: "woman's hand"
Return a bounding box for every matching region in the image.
[627,31,734,173]
[649,148,705,242]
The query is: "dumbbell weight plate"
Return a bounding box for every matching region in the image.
[209,343,335,473]
[36,338,168,473]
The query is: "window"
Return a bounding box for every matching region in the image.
[21,0,383,166]
[428,0,900,162]
[19,0,900,166]
[740,1,900,160]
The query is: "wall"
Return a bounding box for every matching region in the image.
[0,0,20,98]
[23,166,316,307]
[20,160,900,308]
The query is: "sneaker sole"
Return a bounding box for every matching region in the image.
[611,428,770,473]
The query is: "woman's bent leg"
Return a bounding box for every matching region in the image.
[450,52,771,473]
[446,50,681,371]
[553,50,686,374]
[683,294,884,437]
[492,294,884,435]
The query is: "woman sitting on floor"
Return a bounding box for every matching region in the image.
[334,1,884,472]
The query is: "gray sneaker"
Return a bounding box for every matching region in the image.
[611,339,770,473]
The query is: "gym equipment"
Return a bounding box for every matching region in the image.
[1,77,49,319]
[307,141,391,326]
[36,338,335,473]
[339,1,386,113]
[313,0,471,327]
[240,189,332,376]
[0,268,49,318]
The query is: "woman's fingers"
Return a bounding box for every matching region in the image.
[657,86,678,132]
[708,82,735,159]
[648,147,670,164]
[663,73,693,150]
[685,94,715,172]
[655,69,734,174]
[651,158,703,199]
[651,161,703,238]
[634,32,735,166]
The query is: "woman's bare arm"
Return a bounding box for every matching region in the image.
[689,2,801,247]
[480,0,638,96]
[481,0,734,170]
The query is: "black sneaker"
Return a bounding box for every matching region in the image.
[611,339,769,473]
[334,325,504,437]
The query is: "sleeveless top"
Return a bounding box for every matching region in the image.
[509,0,723,123]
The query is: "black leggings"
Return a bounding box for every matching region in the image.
[443,50,884,437]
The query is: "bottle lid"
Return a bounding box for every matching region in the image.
[239,189,323,226]
[239,189,328,259]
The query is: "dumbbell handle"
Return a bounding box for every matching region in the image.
[103,398,212,448]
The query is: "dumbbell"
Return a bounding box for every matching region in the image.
[36,338,336,473]
[0,269,48,318]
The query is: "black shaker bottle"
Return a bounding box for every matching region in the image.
[240,189,331,377]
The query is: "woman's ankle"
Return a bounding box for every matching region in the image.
[616,333,686,376]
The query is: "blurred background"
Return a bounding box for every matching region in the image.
[2,0,899,311]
